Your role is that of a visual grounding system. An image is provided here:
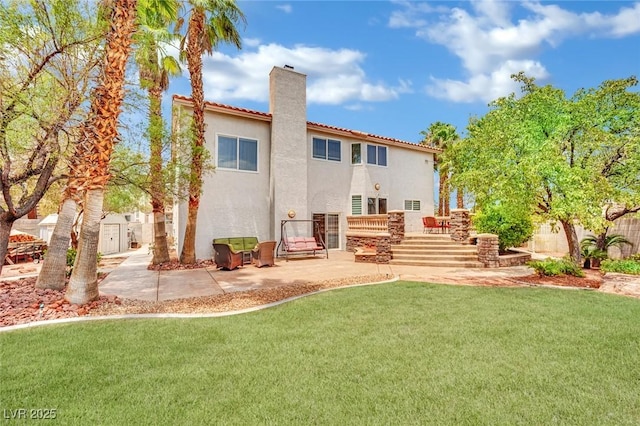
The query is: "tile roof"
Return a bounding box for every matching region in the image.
[172,94,440,153]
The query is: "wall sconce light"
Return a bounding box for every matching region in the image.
[374,183,381,191]
[287,209,296,218]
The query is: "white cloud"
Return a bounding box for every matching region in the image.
[243,37,261,48]
[276,4,292,14]
[196,43,412,105]
[427,60,549,103]
[388,0,448,28]
[392,0,640,103]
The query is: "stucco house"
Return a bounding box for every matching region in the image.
[172,66,439,260]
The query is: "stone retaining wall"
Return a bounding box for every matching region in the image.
[348,233,391,264]
[477,233,500,268]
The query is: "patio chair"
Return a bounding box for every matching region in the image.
[212,243,243,270]
[422,216,441,233]
[251,240,276,267]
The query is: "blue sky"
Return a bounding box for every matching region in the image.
[167,0,640,143]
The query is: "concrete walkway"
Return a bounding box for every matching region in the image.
[98,245,535,302]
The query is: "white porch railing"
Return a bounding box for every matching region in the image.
[346,215,389,233]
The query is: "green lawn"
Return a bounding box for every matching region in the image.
[1,282,639,425]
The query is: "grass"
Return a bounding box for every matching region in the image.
[1,282,640,425]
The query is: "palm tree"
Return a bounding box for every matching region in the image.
[580,233,633,268]
[65,0,139,304]
[177,0,245,264]
[136,0,181,265]
[420,122,459,216]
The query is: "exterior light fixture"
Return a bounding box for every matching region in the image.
[287,209,296,218]
[374,183,381,191]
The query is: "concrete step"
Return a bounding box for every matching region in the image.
[389,259,484,268]
[392,253,480,262]
[398,241,467,248]
[391,245,477,253]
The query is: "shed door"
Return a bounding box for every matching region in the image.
[102,224,120,254]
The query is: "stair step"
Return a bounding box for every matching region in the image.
[391,246,477,253]
[392,253,479,262]
[391,249,477,256]
[390,259,484,268]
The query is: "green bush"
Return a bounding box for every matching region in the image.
[473,204,534,253]
[66,248,103,277]
[601,259,640,275]
[527,257,586,277]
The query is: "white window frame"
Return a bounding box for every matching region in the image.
[404,200,421,211]
[312,137,342,162]
[216,134,259,172]
[366,144,388,167]
[351,143,362,165]
[351,195,363,215]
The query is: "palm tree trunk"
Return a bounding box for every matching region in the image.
[443,173,450,216]
[66,189,102,304]
[36,198,78,290]
[65,0,137,303]
[180,8,206,265]
[148,85,170,264]
[456,188,464,209]
[437,171,445,217]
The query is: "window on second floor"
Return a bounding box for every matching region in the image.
[218,135,258,172]
[367,144,387,166]
[313,137,341,161]
[351,143,362,164]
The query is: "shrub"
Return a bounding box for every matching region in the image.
[473,204,534,253]
[601,259,640,275]
[527,257,586,277]
[66,248,103,277]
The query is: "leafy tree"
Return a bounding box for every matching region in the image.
[0,0,102,277]
[472,203,534,253]
[177,0,245,264]
[420,122,458,216]
[449,73,640,262]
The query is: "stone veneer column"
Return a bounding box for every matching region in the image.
[387,210,405,245]
[477,233,499,268]
[375,233,391,264]
[450,208,470,242]
[269,66,308,243]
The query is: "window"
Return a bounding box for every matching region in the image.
[218,135,258,171]
[366,144,387,166]
[351,143,361,164]
[404,200,421,211]
[368,197,387,214]
[351,195,362,215]
[313,137,341,161]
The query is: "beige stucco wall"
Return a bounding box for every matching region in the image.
[527,218,640,258]
[173,67,437,260]
[175,109,272,260]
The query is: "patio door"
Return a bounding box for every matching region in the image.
[312,213,339,249]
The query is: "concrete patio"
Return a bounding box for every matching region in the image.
[98,244,535,302]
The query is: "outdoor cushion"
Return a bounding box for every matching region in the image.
[213,237,258,253]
